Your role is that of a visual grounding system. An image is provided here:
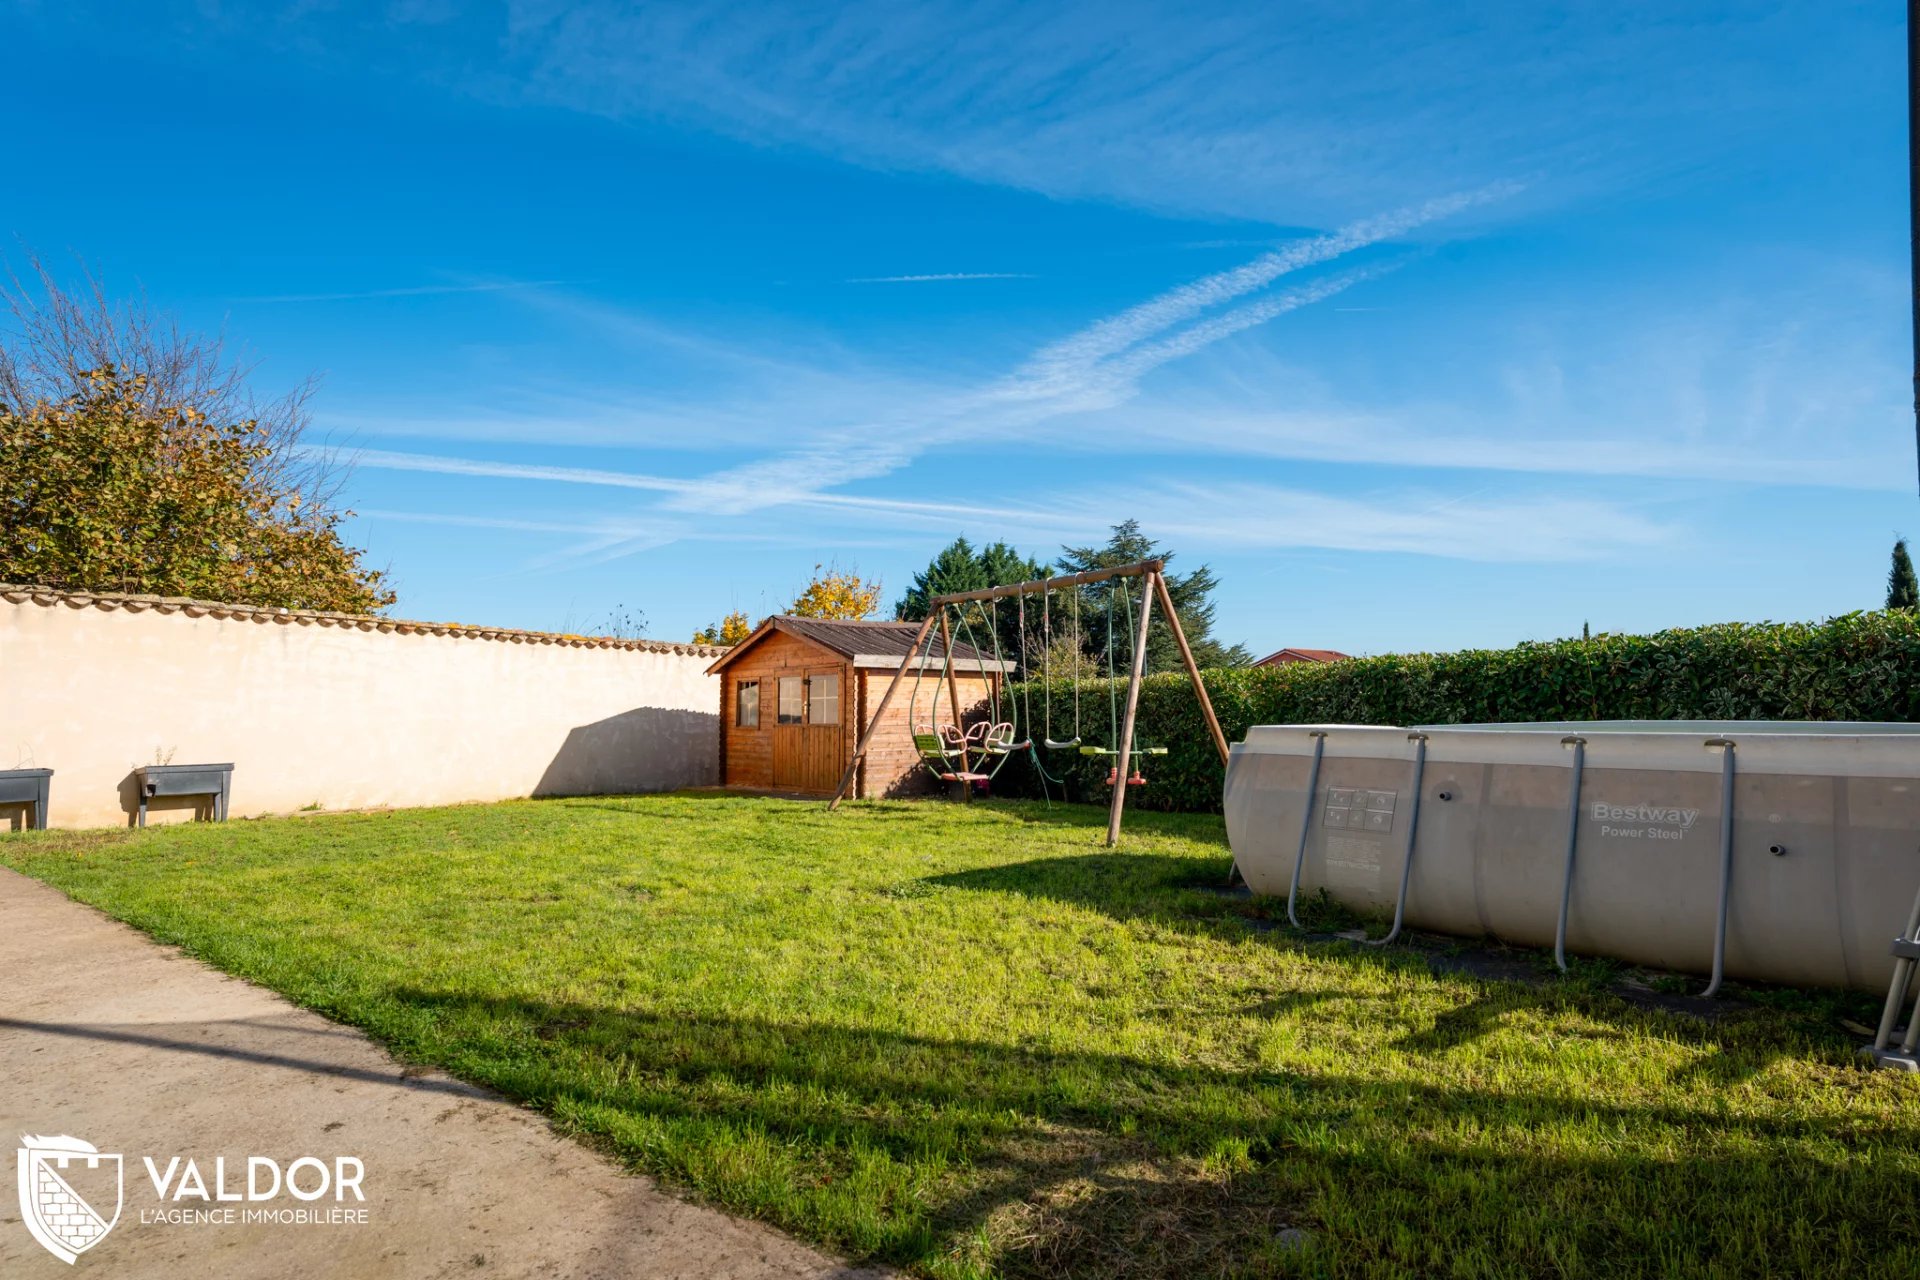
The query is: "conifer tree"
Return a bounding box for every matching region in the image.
[1889,539,1918,610]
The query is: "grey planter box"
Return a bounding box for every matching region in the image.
[0,768,53,830]
[136,763,233,827]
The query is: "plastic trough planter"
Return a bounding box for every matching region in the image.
[0,768,53,831]
[136,763,234,827]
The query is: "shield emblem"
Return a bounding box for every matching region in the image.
[16,1134,122,1265]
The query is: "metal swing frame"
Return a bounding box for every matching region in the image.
[827,559,1231,847]
[903,608,995,788]
[1041,586,1083,752]
[1073,577,1167,766]
[904,598,1031,792]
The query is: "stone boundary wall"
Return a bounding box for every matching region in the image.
[1,586,726,829]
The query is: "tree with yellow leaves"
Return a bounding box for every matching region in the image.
[692,610,753,646]
[787,564,882,620]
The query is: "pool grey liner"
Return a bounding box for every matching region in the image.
[1223,721,1920,994]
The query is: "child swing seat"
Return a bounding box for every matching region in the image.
[975,722,1031,755]
[911,724,992,783]
[1081,743,1165,786]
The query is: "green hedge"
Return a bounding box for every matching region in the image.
[999,611,1920,813]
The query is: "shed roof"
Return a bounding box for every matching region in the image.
[705,615,1013,675]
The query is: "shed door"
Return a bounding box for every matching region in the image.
[772,669,843,792]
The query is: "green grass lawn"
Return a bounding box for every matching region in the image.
[6,794,1919,1279]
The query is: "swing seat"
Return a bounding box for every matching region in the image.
[912,727,964,764]
[977,723,1030,755]
[1042,737,1082,751]
[1078,745,1169,757]
[1103,767,1150,787]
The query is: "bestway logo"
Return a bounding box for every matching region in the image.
[1590,802,1699,829]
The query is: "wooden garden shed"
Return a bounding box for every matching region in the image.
[707,616,1010,797]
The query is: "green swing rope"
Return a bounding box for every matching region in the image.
[1107,580,1120,749]
[1071,587,1081,742]
[901,575,1169,798]
[1016,594,1033,739]
[1041,586,1051,745]
[1041,584,1084,751]
[1011,591,1064,796]
[1073,575,1165,764]
[1117,578,1141,760]
[904,606,970,783]
[953,600,1024,782]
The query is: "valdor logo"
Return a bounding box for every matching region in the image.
[17,1134,122,1265]
[15,1133,369,1264]
[1591,801,1700,828]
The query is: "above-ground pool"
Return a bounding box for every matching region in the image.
[1223,721,1920,993]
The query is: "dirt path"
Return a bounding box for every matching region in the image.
[0,867,885,1279]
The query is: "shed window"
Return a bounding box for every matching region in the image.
[808,673,840,725]
[735,680,759,728]
[777,676,805,724]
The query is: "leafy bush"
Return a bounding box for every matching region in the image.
[1,367,393,612]
[1004,612,1920,813]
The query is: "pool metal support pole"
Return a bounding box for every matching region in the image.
[1364,732,1428,948]
[1900,895,1920,1055]
[1903,978,1920,1055]
[1871,884,1920,1056]
[1702,738,1737,998]
[1285,731,1328,929]
[1554,736,1587,972]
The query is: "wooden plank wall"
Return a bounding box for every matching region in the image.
[858,667,998,798]
[720,630,854,792]
[722,626,1004,797]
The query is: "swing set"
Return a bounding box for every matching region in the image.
[827,559,1231,846]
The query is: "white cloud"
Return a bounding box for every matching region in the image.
[343,448,695,495]
[1008,188,1509,401]
[1124,483,1671,562]
[54,2,1877,226]
[353,509,652,535]
[1108,406,1904,491]
[656,198,1469,514]
[480,1,1873,224]
[323,191,1501,488]
[342,449,1674,566]
[338,188,1648,568]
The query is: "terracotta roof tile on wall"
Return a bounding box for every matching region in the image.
[0,584,729,658]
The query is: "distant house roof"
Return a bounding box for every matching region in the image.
[705,616,1014,675]
[1253,647,1352,667]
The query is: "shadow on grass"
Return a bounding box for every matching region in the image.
[381,988,1920,1279]
[564,794,1021,823]
[928,852,1873,1079]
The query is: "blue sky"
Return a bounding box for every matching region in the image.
[3,1,1911,654]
